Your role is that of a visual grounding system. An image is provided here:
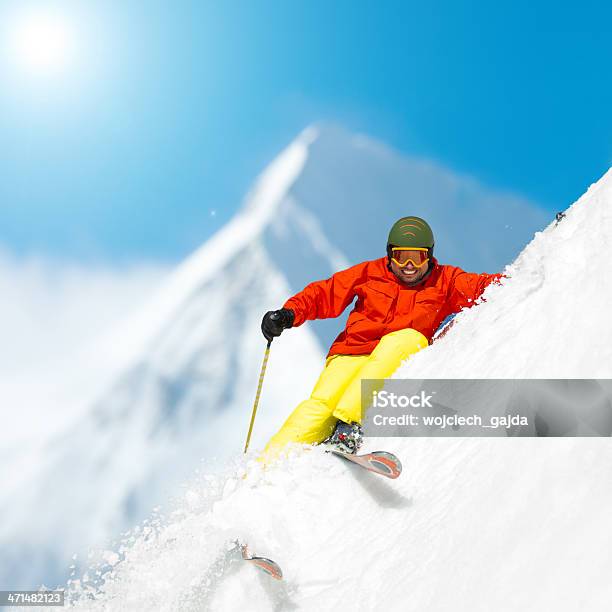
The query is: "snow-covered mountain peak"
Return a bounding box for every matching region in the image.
[95,129,316,376]
[241,125,315,219]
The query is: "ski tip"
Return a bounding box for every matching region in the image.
[240,543,283,580]
[245,556,284,580]
[368,457,401,478]
[370,451,402,476]
[330,449,402,479]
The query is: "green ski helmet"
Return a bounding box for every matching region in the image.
[387,216,435,252]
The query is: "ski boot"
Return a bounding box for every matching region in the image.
[326,420,363,454]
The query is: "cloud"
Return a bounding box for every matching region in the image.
[0,249,170,441]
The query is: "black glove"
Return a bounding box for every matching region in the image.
[261,308,295,342]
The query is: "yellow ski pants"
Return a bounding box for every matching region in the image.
[262,328,428,459]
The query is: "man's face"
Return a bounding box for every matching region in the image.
[390,258,429,285]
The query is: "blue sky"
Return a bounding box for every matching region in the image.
[0,0,610,262]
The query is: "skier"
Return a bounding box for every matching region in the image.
[260,216,502,459]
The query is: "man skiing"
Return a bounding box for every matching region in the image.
[260,216,501,459]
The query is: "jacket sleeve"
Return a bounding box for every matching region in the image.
[283,261,369,326]
[447,268,504,313]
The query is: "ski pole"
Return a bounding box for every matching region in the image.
[244,339,272,453]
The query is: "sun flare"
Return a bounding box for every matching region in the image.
[8,10,76,77]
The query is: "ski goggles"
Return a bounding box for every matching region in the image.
[390,247,430,268]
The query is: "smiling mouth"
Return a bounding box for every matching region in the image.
[401,268,417,275]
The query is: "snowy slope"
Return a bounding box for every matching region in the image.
[1,124,549,591]
[63,167,612,611]
[67,440,612,612]
[401,168,612,378]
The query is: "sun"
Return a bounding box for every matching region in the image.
[8,9,76,77]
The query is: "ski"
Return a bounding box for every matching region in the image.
[330,449,402,479]
[239,543,283,580]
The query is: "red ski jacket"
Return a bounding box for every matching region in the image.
[283,257,502,356]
